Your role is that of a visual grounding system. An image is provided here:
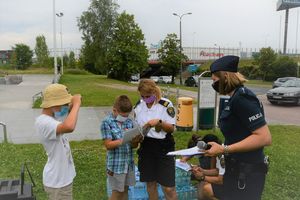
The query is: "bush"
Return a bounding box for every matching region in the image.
[239,65,260,79]
[270,56,297,80]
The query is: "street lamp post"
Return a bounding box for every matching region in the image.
[56,12,64,74]
[214,44,221,58]
[53,0,57,76]
[173,12,192,85]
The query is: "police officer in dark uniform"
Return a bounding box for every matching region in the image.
[205,55,272,200]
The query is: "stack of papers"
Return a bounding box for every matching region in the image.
[175,159,191,171]
[167,146,205,156]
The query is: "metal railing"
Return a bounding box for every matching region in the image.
[52,74,61,84]
[32,91,43,105]
[0,122,8,143]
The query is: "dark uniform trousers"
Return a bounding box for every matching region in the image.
[223,157,268,200]
[137,134,176,187]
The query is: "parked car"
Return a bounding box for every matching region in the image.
[150,76,159,83]
[185,76,199,87]
[158,76,172,84]
[267,78,300,105]
[130,74,140,82]
[272,77,296,88]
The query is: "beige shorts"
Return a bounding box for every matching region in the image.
[107,168,136,192]
[44,183,73,200]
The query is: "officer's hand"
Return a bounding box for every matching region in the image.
[131,135,143,143]
[146,119,160,127]
[204,142,223,157]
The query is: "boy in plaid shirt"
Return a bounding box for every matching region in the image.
[101,95,141,200]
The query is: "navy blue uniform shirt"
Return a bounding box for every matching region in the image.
[219,86,266,163]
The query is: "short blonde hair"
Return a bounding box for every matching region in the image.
[214,71,247,94]
[138,79,161,101]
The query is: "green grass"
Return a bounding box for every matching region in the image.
[0,125,299,199]
[59,75,141,107]
[245,80,272,88]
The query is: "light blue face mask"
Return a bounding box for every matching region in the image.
[54,106,69,122]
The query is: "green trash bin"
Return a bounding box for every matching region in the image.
[198,107,215,129]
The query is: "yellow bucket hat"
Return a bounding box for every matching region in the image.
[41,84,72,108]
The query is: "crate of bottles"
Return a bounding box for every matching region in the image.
[107,166,197,200]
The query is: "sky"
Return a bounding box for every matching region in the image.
[1,0,300,52]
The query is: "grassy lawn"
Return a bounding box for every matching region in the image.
[245,80,272,88]
[0,125,299,200]
[33,74,180,108]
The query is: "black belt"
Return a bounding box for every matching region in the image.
[225,157,268,175]
[225,157,269,190]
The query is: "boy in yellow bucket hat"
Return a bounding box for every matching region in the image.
[34,83,81,200]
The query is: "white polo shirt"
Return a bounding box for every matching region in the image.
[35,114,76,188]
[134,97,176,139]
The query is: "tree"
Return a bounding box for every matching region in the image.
[68,51,76,68]
[34,35,50,67]
[271,56,297,80]
[63,53,69,68]
[106,12,148,81]
[13,44,33,70]
[78,0,118,74]
[253,47,277,81]
[157,33,187,83]
[10,51,17,69]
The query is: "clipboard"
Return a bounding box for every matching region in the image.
[121,124,150,144]
[167,146,205,156]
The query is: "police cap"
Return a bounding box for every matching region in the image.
[210,55,239,73]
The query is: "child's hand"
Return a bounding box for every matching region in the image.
[191,167,204,180]
[70,94,82,109]
[72,94,81,105]
[117,139,123,146]
[180,156,189,163]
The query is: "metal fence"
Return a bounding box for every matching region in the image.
[149,47,300,61]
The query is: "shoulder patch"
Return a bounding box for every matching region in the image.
[134,99,141,109]
[167,107,175,118]
[158,99,170,107]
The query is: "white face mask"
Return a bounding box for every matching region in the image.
[116,115,128,122]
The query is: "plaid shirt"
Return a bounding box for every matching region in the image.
[101,113,134,174]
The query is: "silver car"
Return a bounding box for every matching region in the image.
[272,77,296,88]
[158,76,172,84]
[267,78,300,105]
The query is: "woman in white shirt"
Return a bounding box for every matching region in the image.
[134,79,177,200]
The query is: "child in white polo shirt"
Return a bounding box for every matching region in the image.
[35,83,81,200]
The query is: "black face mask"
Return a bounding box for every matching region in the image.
[212,80,220,93]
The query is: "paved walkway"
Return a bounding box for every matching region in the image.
[0,75,108,144]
